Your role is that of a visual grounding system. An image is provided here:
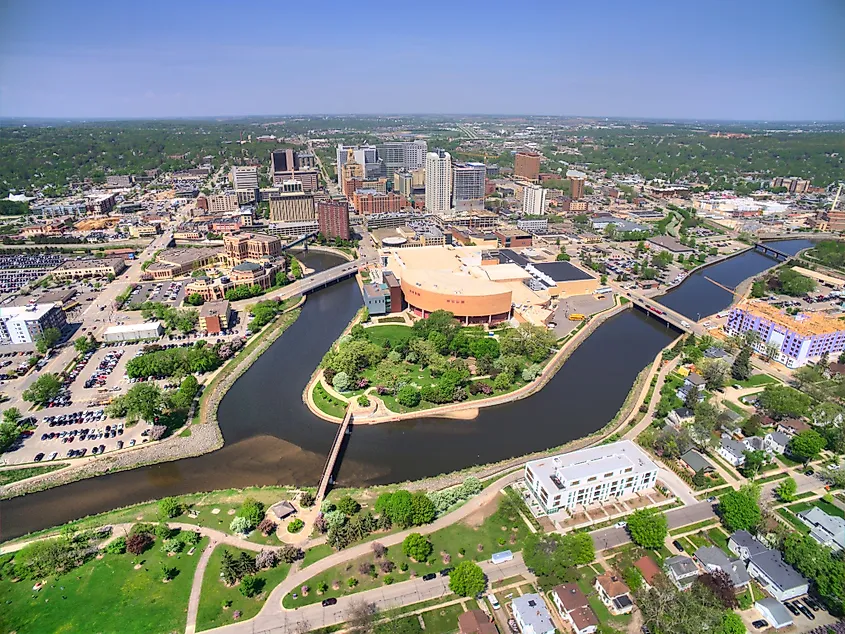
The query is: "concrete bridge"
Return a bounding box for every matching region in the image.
[316,409,353,505]
[754,242,792,262]
[623,291,696,333]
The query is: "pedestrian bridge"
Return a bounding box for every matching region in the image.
[316,408,353,505]
[754,242,791,262]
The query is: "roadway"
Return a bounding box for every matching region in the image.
[591,501,718,551]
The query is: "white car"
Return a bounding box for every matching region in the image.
[614,521,627,528]
[488,594,500,610]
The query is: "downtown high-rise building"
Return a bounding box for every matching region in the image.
[451,162,486,211]
[336,145,382,185]
[377,141,427,174]
[317,199,351,240]
[522,184,547,215]
[514,151,542,181]
[231,165,259,191]
[425,150,452,214]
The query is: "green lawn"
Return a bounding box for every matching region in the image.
[0,463,68,485]
[419,603,464,634]
[362,324,413,347]
[736,374,778,388]
[303,543,334,567]
[722,399,749,418]
[0,536,209,634]
[283,500,529,608]
[706,528,731,554]
[669,519,719,536]
[788,499,845,520]
[776,453,803,467]
[696,485,734,501]
[776,508,811,534]
[313,382,348,418]
[196,545,292,632]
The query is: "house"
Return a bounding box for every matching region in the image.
[776,418,810,436]
[664,555,699,590]
[796,506,845,552]
[755,598,794,630]
[551,584,599,634]
[747,549,809,601]
[633,556,662,589]
[728,531,768,561]
[704,346,734,363]
[680,450,715,475]
[668,407,695,428]
[717,434,748,467]
[512,594,555,634]
[594,572,634,615]
[676,373,706,403]
[719,409,744,435]
[764,431,789,455]
[693,546,750,588]
[743,435,766,452]
[458,609,499,634]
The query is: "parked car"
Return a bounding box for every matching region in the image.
[321,598,337,607]
[422,573,437,581]
[751,620,769,629]
[672,540,685,552]
[784,601,800,616]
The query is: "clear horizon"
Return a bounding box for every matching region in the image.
[1,0,844,121]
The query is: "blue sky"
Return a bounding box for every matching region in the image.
[1,0,843,120]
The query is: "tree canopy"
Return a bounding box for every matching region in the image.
[627,508,668,549]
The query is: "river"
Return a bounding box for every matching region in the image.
[0,240,814,540]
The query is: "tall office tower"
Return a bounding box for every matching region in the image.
[451,162,486,211]
[522,184,547,215]
[570,176,585,200]
[377,140,428,175]
[395,171,413,197]
[514,151,542,181]
[425,150,452,214]
[336,145,381,185]
[317,199,351,240]
[271,149,296,174]
[269,180,316,222]
[231,166,259,191]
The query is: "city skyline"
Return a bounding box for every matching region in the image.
[1,0,844,121]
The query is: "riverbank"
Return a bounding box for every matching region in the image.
[0,297,306,500]
[303,297,628,424]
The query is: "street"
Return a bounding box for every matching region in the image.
[591,501,717,551]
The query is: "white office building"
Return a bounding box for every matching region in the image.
[425,150,452,214]
[377,141,427,173]
[231,166,259,191]
[523,184,547,215]
[0,303,67,345]
[451,162,486,211]
[524,440,659,515]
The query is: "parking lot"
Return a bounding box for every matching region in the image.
[2,405,150,466]
[0,253,65,295]
[551,292,615,337]
[126,280,188,307]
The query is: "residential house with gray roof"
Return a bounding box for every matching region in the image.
[512,594,555,634]
[797,506,845,552]
[746,549,808,601]
[664,555,699,590]
[693,546,750,588]
[717,434,748,467]
[728,531,768,561]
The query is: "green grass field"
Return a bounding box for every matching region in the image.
[303,543,334,567]
[363,324,413,346]
[283,500,529,608]
[313,382,348,418]
[0,536,209,634]
[0,463,68,485]
[736,374,778,388]
[196,545,292,632]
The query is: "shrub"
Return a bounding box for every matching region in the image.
[300,491,316,507]
[279,545,304,563]
[358,562,374,576]
[106,537,127,554]
[384,575,395,585]
[396,385,421,408]
[161,538,183,554]
[380,560,395,573]
[239,575,263,598]
[257,518,277,536]
[400,561,409,571]
[179,530,201,546]
[237,498,265,530]
[318,581,329,593]
[372,542,387,558]
[127,533,153,555]
[160,563,177,581]
[332,371,350,392]
[155,523,174,540]
[348,577,359,588]
[158,496,182,519]
[255,550,277,570]
[287,519,305,533]
[357,394,371,407]
[230,516,251,534]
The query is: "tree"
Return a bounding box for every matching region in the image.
[627,508,667,549]
[2,407,21,427]
[699,359,729,391]
[695,570,738,609]
[684,385,702,410]
[402,533,432,562]
[388,490,414,528]
[35,327,62,353]
[237,498,265,529]
[731,347,752,381]
[22,373,62,405]
[775,477,797,502]
[220,549,239,585]
[740,450,767,477]
[637,577,728,634]
[74,335,96,354]
[396,385,421,408]
[788,429,826,463]
[469,337,500,360]
[777,268,816,296]
[757,384,812,420]
[718,611,746,634]
[126,532,152,555]
[448,561,486,597]
[114,383,164,424]
[184,293,205,306]
[332,371,350,392]
[718,487,761,532]
[239,575,263,597]
[411,492,436,525]
[347,601,378,634]
[336,496,361,516]
[158,497,182,519]
[170,375,200,410]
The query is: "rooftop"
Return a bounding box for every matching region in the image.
[512,594,553,634]
[54,257,125,271]
[157,247,221,266]
[749,549,807,590]
[526,439,658,494]
[0,303,60,321]
[199,300,230,319]
[530,261,595,283]
[595,571,630,598]
[733,299,845,337]
[648,235,694,252]
[633,556,661,585]
[552,583,589,611]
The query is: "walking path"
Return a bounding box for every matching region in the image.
[186,541,217,634]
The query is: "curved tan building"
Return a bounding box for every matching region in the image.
[401,269,512,325]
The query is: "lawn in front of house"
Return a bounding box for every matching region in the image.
[282,498,529,608]
[736,374,778,388]
[196,545,292,632]
[0,537,209,634]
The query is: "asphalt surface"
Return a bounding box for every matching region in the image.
[591,501,717,551]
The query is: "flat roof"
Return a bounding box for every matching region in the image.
[199,300,230,318]
[526,440,658,494]
[54,257,125,270]
[157,247,221,266]
[531,261,595,282]
[648,235,693,252]
[0,303,59,321]
[732,299,845,337]
[104,321,162,334]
